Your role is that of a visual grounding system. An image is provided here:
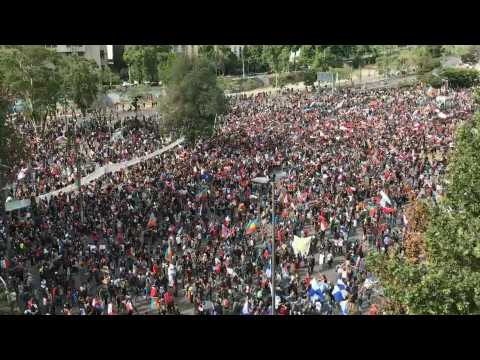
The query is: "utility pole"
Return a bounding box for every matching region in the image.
[241,46,245,79]
[74,120,84,224]
[271,181,276,315]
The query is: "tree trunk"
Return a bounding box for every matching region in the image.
[40,113,48,138]
[0,173,8,255]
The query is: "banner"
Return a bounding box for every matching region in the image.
[292,235,313,257]
[9,137,185,208]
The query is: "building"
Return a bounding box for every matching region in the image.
[45,45,110,68]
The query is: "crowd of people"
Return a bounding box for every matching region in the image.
[9,110,167,199]
[0,82,474,315]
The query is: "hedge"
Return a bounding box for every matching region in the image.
[440,67,479,88]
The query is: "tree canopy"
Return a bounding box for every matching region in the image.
[366,113,480,315]
[158,56,226,144]
[59,55,102,116]
[0,46,63,135]
[123,45,172,83]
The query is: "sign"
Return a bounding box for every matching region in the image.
[317,72,333,83]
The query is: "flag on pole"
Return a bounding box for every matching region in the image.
[147,213,157,230]
[320,216,329,232]
[292,236,313,257]
[307,278,326,303]
[332,279,348,302]
[379,191,392,207]
[245,220,259,235]
[339,300,349,315]
[242,298,250,315]
[221,224,231,239]
[165,243,174,262]
[381,207,396,214]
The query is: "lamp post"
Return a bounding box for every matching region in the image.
[252,169,287,315]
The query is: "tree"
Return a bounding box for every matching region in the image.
[263,45,285,87]
[99,66,121,89]
[59,55,102,117]
[279,47,291,73]
[367,113,480,315]
[303,70,317,87]
[159,56,226,144]
[311,48,339,72]
[158,52,178,86]
[0,46,62,136]
[426,45,444,58]
[0,85,26,220]
[243,45,268,74]
[123,45,172,83]
[440,68,479,89]
[198,45,216,61]
[298,45,317,69]
[213,46,233,76]
[461,46,480,65]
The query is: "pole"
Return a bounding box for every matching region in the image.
[75,121,84,224]
[271,181,276,315]
[241,47,245,79]
[0,172,8,256]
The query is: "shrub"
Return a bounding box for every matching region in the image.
[242,79,262,91]
[440,67,479,88]
[419,72,443,88]
[303,70,317,86]
[417,57,441,74]
[461,48,479,65]
[276,71,305,87]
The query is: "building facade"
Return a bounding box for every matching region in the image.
[46,45,110,67]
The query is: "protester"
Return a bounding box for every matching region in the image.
[0,83,473,315]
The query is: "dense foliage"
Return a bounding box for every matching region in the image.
[440,68,479,89]
[367,113,480,314]
[159,56,226,144]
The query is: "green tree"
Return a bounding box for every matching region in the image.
[298,45,317,68]
[440,68,479,88]
[158,52,178,86]
[123,45,172,83]
[159,56,226,144]
[311,48,339,72]
[367,113,480,315]
[59,55,102,117]
[243,45,268,74]
[0,85,26,218]
[0,46,62,136]
[198,45,216,61]
[426,45,444,58]
[100,66,121,89]
[279,47,291,73]
[263,45,285,87]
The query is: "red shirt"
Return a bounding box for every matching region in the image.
[150,287,158,298]
[164,292,173,305]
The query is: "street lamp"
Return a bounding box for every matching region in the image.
[252,169,287,315]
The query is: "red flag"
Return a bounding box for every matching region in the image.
[320,214,329,232]
[222,224,230,239]
[381,207,396,214]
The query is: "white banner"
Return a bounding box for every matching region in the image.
[31,137,184,203]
